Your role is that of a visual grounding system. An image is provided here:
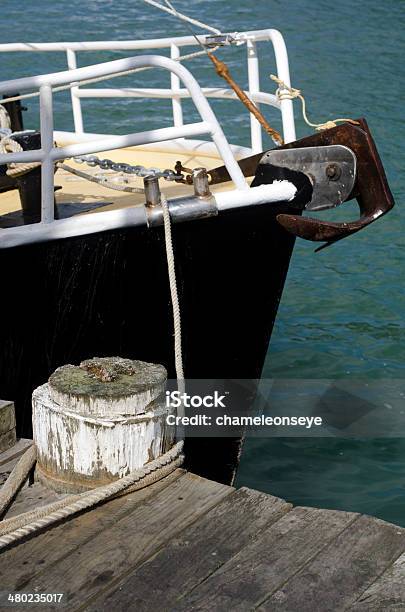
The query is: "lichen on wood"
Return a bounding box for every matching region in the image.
[48,357,167,417]
[33,357,174,493]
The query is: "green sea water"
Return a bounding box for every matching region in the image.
[2,0,404,524]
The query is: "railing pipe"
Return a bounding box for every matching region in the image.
[50,122,211,161]
[0,181,296,249]
[75,87,280,108]
[247,40,262,152]
[0,55,248,190]
[0,29,296,144]
[66,49,84,134]
[266,29,296,143]
[0,122,211,168]
[39,84,54,223]
[170,44,184,128]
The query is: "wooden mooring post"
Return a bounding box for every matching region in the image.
[32,356,175,493]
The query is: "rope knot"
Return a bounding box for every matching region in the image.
[270,74,360,133]
[316,120,338,131]
[270,74,301,101]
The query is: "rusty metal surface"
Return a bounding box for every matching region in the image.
[208,119,395,246]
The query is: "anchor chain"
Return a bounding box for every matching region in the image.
[72,154,185,182]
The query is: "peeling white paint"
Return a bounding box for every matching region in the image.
[32,383,175,488]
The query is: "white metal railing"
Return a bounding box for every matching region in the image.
[0,29,296,149]
[0,30,297,247]
[0,55,250,222]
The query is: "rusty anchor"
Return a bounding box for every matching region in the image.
[208,118,395,250]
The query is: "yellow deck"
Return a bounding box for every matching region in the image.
[0,142,237,218]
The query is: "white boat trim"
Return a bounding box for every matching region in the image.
[0,29,297,247]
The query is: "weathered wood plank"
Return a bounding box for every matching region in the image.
[0,400,16,453]
[2,472,232,609]
[3,481,66,520]
[0,429,16,455]
[175,506,358,611]
[348,551,405,611]
[0,469,184,592]
[0,400,15,434]
[0,439,33,469]
[0,439,60,519]
[259,514,405,611]
[88,486,292,611]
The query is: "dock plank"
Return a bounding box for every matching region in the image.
[259,514,405,611]
[6,472,232,610]
[1,439,405,612]
[0,439,32,469]
[88,486,292,611]
[3,482,66,520]
[174,506,358,611]
[349,551,405,611]
[0,469,184,592]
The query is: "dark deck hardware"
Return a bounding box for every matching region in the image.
[209,118,395,249]
[2,95,25,133]
[0,131,58,225]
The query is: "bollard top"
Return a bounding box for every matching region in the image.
[48,356,167,417]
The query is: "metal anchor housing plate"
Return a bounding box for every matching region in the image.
[259,145,357,211]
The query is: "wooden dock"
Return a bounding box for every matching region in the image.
[1,440,405,611]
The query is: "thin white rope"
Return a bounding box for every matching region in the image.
[161,192,184,381]
[49,166,185,383]
[270,74,359,131]
[142,0,221,35]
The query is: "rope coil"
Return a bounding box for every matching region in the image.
[0,136,41,177]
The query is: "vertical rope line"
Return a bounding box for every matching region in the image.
[161,193,184,381]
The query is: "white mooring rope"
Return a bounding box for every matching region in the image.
[161,192,184,381]
[0,441,184,550]
[0,136,41,177]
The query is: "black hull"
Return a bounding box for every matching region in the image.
[0,202,296,484]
